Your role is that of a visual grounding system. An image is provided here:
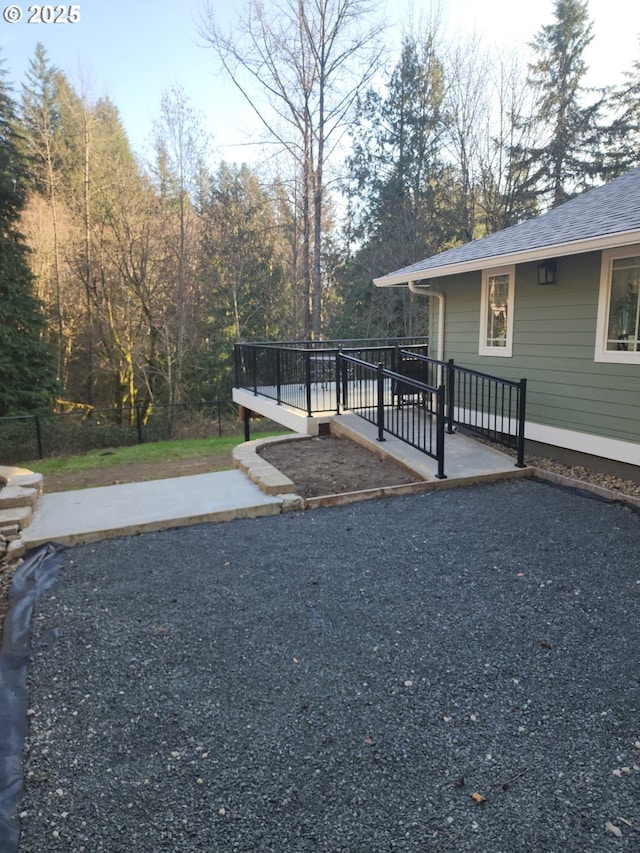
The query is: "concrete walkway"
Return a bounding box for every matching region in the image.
[19,419,526,550]
[21,470,284,549]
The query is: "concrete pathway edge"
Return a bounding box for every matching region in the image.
[6,429,640,558]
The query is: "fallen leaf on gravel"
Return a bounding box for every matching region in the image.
[605,821,623,837]
[471,792,486,804]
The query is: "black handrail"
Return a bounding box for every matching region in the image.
[234,340,526,469]
[400,350,526,467]
[337,352,446,479]
[234,340,429,416]
[242,336,429,350]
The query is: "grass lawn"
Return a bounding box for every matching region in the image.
[13,432,290,491]
[16,436,248,476]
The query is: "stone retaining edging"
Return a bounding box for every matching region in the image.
[0,467,44,562]
[231,436,640,516]
[232,435,307,510]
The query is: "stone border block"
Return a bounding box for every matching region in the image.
[232,434,310,496]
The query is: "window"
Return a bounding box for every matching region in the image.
[595,246,640,363]
[479,266,515,357]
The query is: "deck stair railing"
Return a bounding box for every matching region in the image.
[337,353,446,479]
[234,339,526,470]
[398,350,527,468]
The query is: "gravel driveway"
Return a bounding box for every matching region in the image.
[10,480,640,851]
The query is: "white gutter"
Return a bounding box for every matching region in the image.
[374,230,640,287]
[408,282,445,365]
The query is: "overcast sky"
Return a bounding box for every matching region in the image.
[1,0,639,165]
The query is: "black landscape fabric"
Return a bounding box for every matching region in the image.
[9,481,640,851]
[0,544,66,852]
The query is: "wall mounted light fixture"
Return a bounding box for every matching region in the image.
[537,259,557,285]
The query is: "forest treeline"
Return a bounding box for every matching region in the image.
[1,0,638,417]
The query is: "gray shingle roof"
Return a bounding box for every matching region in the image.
[375,168,640,284]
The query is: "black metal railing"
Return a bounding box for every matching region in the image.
[399,350,527,467]
[234,339,526,470]
[234,338,429,417]
[337,353,446,479]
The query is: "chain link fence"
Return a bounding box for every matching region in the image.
[0,401,281,463]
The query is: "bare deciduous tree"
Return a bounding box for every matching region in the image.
[152,85,207,403]
[200,0,383,339]
[475,52,539,231]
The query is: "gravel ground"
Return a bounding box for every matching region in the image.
[528,456,640,499]
[15,480,640,852]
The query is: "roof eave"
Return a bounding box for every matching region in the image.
[373,230,640,287]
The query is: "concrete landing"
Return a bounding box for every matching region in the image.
[21,470,285,549]
[330,413,522,484]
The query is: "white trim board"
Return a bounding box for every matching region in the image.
[524,421,640,467]
[451,407,640,466]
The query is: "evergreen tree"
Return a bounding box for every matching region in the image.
[196,162,292,397]
[0,57,57,415]
[333,33,449,337]
[523,0,601,207]
[20,43,68,381]
[599,43,640,178]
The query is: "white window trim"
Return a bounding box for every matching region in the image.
[595,244,640,364]
[479,265,515,357]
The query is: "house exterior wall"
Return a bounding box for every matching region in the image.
[438,250,640,462]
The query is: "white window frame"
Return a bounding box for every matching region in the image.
[595,245,640,364]
[479,265,515,357]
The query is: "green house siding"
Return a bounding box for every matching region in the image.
[438,252,640,447]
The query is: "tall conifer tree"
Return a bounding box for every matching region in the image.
[600,46,640,177]
[333,33,447,337]
[0,57,57,415]
[524,0,601,207]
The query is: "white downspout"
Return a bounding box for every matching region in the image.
[408,282,445,363]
